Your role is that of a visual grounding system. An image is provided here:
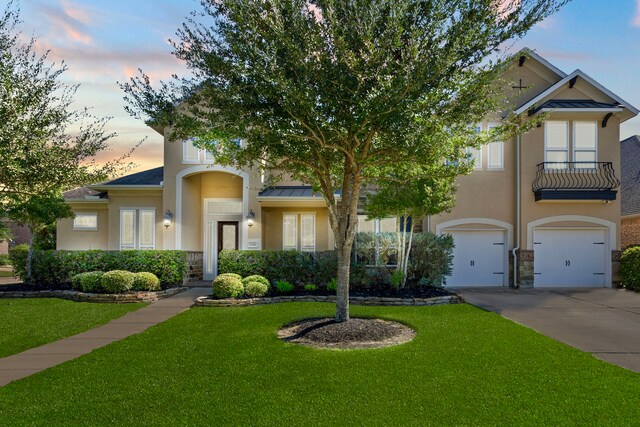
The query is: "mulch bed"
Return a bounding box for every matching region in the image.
[224,285,451,301]
[278,317,416,349]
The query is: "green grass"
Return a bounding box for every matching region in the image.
[0,299,145,358]
[0,303,639,425]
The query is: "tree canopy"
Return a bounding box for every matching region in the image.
[0,2,132,281]
[123,0,569,321]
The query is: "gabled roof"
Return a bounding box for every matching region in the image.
[519,48,567,80]
[514,69,640,121]
[62,187,107,201]
[95,166,164,187]
[621,135,640,216]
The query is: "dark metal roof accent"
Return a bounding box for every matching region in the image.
[101,166,164,186]
[529,99,621,115]
[602,112,613,128]
[621,135,640,216]
[258,186,322,198]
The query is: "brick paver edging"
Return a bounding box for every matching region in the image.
[195,294,463,307]
[0,287,187,303]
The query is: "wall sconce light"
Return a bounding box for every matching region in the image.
[163,209,174,228]
[247,209,256,228]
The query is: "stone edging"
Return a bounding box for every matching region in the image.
[195,294,463,307]
[0,287,187,303]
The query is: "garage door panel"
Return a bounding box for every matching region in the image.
[447,230,506,287]
[534,229,606,287]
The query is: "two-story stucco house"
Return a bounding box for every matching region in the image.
[58,49,638,287]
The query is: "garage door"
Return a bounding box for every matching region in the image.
[533,229,606,287]
[446,230,506,287]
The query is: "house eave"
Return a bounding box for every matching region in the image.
[87,185,163,191]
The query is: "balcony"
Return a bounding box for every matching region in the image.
[532,162,620,202]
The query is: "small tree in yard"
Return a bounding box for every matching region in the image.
[0,3,131,282]
[364,164,462,288]
[122,0,568,321]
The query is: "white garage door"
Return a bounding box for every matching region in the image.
[533,229,606,287]
[446,230,506,287]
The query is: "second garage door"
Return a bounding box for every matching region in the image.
[446,230,506,287]
[533,229,607,287]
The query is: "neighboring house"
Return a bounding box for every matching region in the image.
[58,48,638,287]
[620,135,640,249]
[0,220,32,254]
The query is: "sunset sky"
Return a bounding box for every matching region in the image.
[15,0,640,174]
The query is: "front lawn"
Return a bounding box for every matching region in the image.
[0,303,639,425]
[0,299,145,358]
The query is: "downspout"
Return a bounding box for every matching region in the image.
[512,134,521,288]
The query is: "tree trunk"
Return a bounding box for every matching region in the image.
[335,244,351,322]
[26,228,35,285]
[401,220,415,287]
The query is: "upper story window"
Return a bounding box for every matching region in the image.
[544,121,597,169]
[73,213,98,231]
[183,139,214,164]
[487,123,504,170]
[120,208,155,250]
[573,121,597,167]
[467,123,503,171]
[182,139,241,164]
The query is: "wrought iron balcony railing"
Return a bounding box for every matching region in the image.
[532,162,620,202]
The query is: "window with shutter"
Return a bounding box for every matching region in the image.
[120,210,136,250]
[139,210,155,249]
[282,214,297,250]
[300,214,315,252]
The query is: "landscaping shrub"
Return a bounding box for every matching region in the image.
[74,271,105,293]
[304,284,317,291]
[218,250,368,288]
[132,272,160,291]
[244,281,269,297]
[0,253,11,266]
[101,270,135,294]
[8,244,29,280]
[241,275,270,287]
[212,274,244,298]
[409,233,455,286]
[29,250,187,287]
[620,247,640,291]
[275,280,294,293]
[326,278,337,292]
[354,232,397,265]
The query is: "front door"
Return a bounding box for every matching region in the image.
[218,221,239,254]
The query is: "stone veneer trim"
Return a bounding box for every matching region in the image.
[195,294,463,307]
[0,287,187,303]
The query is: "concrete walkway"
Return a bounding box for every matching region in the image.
[459,288,640,373]
[0,287,210,387]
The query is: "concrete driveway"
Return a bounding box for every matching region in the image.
[458,288,640,373]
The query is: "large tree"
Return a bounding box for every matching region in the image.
[123,0,567,322]
[0,2,131,282]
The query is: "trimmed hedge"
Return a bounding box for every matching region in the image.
[27,250,187,287]
[212,274,244,298]
[244,281,269,297]
[132,272,161,291]
[620,247,640,291]
[9,244,29,280]
[72,271,105,293]
[241,275,270,287]
[218,250,368,288]
[101,270,135,293]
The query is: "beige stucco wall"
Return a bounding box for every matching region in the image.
[427,55,623,252]
[106,191,164,250]
[261,207,331,251]
[57,203,109,250]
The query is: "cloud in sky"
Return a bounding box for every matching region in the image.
[634,0,640,27]
[39,0,94,45]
